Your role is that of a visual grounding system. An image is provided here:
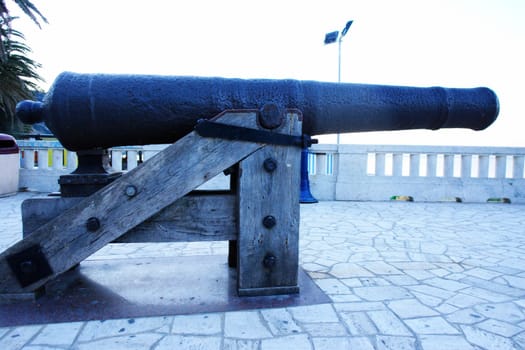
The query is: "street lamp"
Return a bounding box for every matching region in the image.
[324,20,353,144]
[300,20,353,204]
[324,20,353,83]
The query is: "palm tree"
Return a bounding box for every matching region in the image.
[0,0,45,132]
[0,15,43,132]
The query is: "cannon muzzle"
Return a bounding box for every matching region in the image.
[17,72,499,151]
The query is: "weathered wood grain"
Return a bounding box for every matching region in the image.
[116,193,237,243]
[237,113,302,296]
[0,112,263,293]
[22,193,237,243]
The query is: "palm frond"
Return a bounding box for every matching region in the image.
[12,0,47,27]
[0,14,43,130]
[0,1,46,65]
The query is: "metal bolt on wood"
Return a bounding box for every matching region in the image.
[263,158,277,173]
[263,254,277,269]
[86,217,101,232]
[125,185,138,197]
[262,215,277,229]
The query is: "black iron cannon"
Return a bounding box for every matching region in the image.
[17,72,498,151]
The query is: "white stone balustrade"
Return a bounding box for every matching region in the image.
[309,144,525,203]
[17,141,162,192]
[15,140,525,203]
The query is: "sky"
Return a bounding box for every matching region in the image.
[9,0,525,146]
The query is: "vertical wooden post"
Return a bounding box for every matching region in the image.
[237,113,302,296]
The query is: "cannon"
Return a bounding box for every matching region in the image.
[16,72,498,151]
[0,72,498,301]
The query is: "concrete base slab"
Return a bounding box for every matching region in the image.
[0,255,329,327]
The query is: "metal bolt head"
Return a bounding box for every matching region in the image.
[263,254,277,269]
[86,217,101,232]
[258,103,283,130]
[262,215,277,229]
[125,185,137,197]
[263,158,277,173]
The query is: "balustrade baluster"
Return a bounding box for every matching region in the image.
[513,155,525,178]
[37,150,49,170]
[461,154,472,178]
[478,155,490,178]
[495,155,507,179]
[444,154,454,177]
[111,150,123,171]
[392,153,403,176]
[67,151,77,170]
[409,154,420,177]
[375,153,386,176]
[316,153,326,176]
[23,150,35,169]
[127,150,138,170]
[426,154,437,177]
[52,149,64,170]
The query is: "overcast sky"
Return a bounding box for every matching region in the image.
[10,0,525,146]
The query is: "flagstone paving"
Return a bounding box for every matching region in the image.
[1,192,524,349]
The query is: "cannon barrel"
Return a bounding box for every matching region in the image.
[17,72,499,151]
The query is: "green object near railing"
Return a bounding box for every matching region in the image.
[487,197,511,203]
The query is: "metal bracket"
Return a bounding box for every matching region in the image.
[6,245,54,288]
[195,120,318,148]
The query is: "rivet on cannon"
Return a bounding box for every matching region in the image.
[125,185,138,197]
[262,215,276,229]
[86,217,101,232]
[258,103,284,130]
[263,158,277,173]
[263,254,277,269]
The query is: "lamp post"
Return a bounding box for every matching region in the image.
[325,20,353,144]
[300,20,353,204]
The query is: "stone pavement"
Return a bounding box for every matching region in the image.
[1,191,525,349]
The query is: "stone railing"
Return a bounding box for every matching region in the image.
[16,141,227,192]
[16,140,525,203]
[308,144,525,203]
[17,141,168,192]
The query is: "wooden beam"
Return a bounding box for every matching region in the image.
[237,113,302,296]
[22,193,237,243]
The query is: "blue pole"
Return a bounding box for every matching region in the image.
[299,147,318,203]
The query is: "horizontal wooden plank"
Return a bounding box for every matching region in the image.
[22,193,237,243]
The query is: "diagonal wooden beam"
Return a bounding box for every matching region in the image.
[0,111,264,294]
